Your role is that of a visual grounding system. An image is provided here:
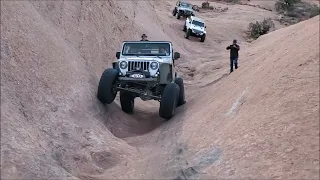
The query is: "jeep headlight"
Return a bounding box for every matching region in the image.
[150,62,159,70]
[119,61,127,69]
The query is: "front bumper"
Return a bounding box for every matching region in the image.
[191,30,204,36]
[118,77,158,82]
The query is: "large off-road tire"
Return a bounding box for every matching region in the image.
[172,8,177,16]
[97,68,118,104]
[185,29,191,39]
[175,77,186,107]
[200,33,206,42]
[159,83,180,120]
[120,91,135,114]
[177,11,181,19]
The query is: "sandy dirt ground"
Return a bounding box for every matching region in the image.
[1,0,319,179]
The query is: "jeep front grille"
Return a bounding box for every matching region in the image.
[193,29,202,34]
[128,61,150,71]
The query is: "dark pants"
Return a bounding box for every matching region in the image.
[230,57,238,72]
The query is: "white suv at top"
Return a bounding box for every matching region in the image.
[183,16,207,42]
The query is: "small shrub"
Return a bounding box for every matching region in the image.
[201,1,230,12]
[192,5,200,12]
[201,1,214,9]
[292,2,320,18]
[202,1,210,8]
[220,0,240,3]
[275,0,301,12]
[275,0,319,24]
[309,4,320,17]
[213,0,240,3]
[248,18,275,39]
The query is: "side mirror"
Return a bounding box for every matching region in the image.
[116,52,120,59]
[173,52,180,60]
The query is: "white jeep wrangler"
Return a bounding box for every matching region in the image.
[183,16,207,42]
[97,41,186,120]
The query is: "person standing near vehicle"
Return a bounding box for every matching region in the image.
[226,39,240,73]
[140,34,149,41]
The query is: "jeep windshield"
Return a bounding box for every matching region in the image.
[122,42,171,56]
[181,2,192,8]
[192,20,204,27]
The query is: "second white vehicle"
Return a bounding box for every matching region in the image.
[183,16,207,42]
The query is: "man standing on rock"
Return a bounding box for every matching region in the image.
[140,34,149,41]
[226,39,240,73]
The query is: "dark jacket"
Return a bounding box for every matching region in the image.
[226,44,240,58]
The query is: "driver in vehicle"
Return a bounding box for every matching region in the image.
[130,47,139,54]
[159,47,169,55]
[141,34,149,41]
[124,45,130,53]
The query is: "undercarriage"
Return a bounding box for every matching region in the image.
[116,77,164,101]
